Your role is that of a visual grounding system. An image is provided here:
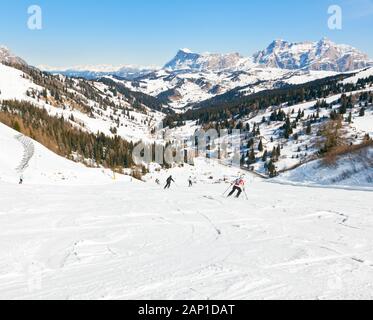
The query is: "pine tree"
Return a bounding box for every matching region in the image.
[283,116,293,139]
[247,138,254,148]
[276,145,281,158]
[262,150,268,162]
[248,148,256,165]
[271,146,278,162]
[258,139,264,152]
[359,107,365,117]
[339,102,347,114]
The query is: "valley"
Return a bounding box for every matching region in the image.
[0,37,372,300]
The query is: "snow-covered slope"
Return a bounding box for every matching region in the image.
[276,146,373,189]
[253,38,372,72]
[241,89,373,173]
[0,122,131,185]
[0,63,41,101]
[0,156,373,299]
[342,67,373,85]
[0,62,162,142]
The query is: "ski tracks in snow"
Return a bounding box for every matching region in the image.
[15,134,35,174]
[197,211,222,239]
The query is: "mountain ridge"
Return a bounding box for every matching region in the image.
[253,38,372,72]
[31,38,373,78]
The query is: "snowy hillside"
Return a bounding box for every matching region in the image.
[276,145,373,189]
[0,63,41,101]
[0,122,131,185]
[240,89,373,173]
[119,67,337,110]
[0,62,162,142]
[342,67,373,85]
[164,75,373,188]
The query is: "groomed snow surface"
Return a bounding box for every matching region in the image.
[1,123,373,300]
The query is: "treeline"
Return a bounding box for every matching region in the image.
[164,72,373,128]
[0,100,136,171]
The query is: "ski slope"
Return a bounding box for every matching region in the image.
[0,127,373,299]
[0,123,131,185]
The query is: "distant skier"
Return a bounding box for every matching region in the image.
[155,178,160,185]
[164,175,175,189]
[19,176,23,185]
[188,176,193,187]
[228,176,245,198]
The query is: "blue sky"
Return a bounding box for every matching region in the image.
[1,0,372,67]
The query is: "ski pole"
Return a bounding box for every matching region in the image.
[222,184,232,196]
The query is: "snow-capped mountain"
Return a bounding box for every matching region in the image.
[253,38,372,72]
[163,48,255,72]
[40,64,156,80]
[0,46,27,66]
[41,38,372,80]
[115,39,372,109]
[37,38,372,109]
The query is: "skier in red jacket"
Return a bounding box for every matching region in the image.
[227,177,245,198]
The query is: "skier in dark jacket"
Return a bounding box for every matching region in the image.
[188,176,193,187]
[164,175,175,189]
